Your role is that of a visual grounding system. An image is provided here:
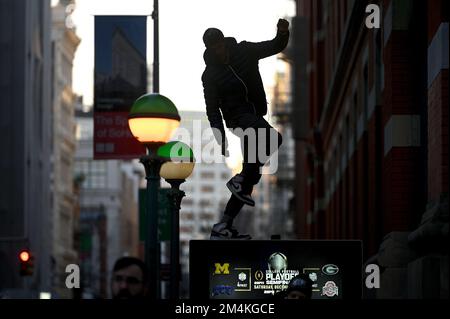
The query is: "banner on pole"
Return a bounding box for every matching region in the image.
[94,16,148,159]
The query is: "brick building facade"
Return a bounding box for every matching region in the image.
[291,0,448,298]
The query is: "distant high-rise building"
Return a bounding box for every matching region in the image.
[74,108,141,298]
[50,0,80,298]
[227,59,296,241]
[0,0,53,298]
[169,111,233,296]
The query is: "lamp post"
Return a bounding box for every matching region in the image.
[158,141,195,299]
[128,93,180,299]
[152,0,159,93]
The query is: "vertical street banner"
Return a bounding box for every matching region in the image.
[94,16,147,159]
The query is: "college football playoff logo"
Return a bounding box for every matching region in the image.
[267,252,288,272]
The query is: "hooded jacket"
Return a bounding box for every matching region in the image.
[202,30,289,146]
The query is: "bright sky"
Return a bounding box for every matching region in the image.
[66,0,295,169]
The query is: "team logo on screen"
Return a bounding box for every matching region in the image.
[321,281,339,297]
[261,253,298,294]
[322,264,339,275]
[212,285,234,296]
[308,272,318,282]
[214,263,230,275]
[267,252,288,272]
[309,272,319,288]
[303,268,321,290]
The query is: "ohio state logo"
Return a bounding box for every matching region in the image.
[322,281,339,297]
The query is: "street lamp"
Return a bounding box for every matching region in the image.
[128,93,180,299]
[158,141,195,299]
[128,93,180,146]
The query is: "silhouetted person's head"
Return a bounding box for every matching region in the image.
[203,28,228,63]
[111,257,148,299]
[285,274,313,299]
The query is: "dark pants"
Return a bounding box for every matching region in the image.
[223,113,283,219]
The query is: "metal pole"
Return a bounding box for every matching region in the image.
[168,179,185,299]
[140,146,164,299]
[152,0,159,93]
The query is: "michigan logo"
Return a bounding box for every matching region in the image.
[214,263,230,275]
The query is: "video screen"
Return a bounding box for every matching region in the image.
[190,240,362,299]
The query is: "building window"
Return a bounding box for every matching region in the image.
[181,212,194,220]
[199,212,214,220]
[199,200,210,208]
[201,185,214,193]
[200,171,215,179]
[61,152,72,190]
[59,205,71,244]
[74,160,107,189]
[77,119,93,140]
[180,226,193,233]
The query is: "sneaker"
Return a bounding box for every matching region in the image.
[226,174,255,206]
[229,226,252,240]
[210,223,252,240]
